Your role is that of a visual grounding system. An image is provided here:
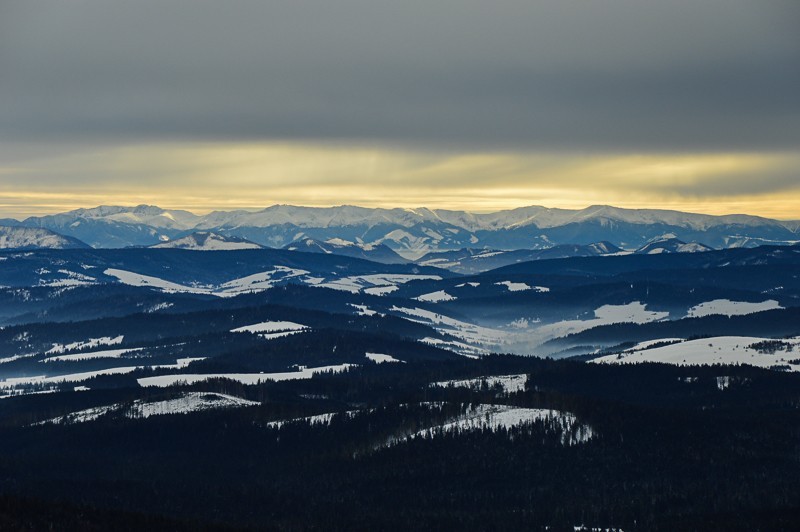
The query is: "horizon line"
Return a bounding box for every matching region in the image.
[3,201,798,223]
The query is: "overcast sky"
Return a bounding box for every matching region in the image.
[1,0,798,218]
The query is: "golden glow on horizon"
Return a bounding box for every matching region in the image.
[0,142,798,220]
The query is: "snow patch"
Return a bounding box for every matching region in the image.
[431,374,527,394]
[37,392,259,425]
[686,299,782,318]
[592,336,800,371]
[44,347,144,362]
[231,321,307,334]
[403,404,593,446]
[366,353,403,364]
[414,290,456,303]
[137,364,357,388]
[47,335,124,354]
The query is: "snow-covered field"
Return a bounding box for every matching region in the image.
[350,304,380,316]
[414,290,456,302]
[265,409,364,429]
[36,392,259,425]
[0,357,205,398]
[391,306,508,353]
[44,346,144,362]
[529,302,669,346]
[494,281,549,292]
[104,268,212,295]
[106,266,310,297]
[263,402,592,447]
[389,301,679,356]
[366,353,403,364]
[592,336,800,370]
[363,285,398,296]
[231,321,307,334]
[404,404,593,446]
[431,374,528,394]
[137,363,357,388]
[686,299,782,318]
[47,335,124,354]
[217,267,309,296]
[314,273,441,294]
[105,267,438,298]
[421,337,485,357]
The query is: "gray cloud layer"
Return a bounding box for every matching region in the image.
[1,0,799,151]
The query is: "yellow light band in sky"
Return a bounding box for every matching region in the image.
[0,142,798,220]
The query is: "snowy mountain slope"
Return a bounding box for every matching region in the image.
[151,232,264,251]
[416,242,622,273]
[36,392,260,424]
[283,238,408,264]
[591,336,800,370]
[0,248,453,296]
[42,205,199,231]
[8,204,799,252]
[634,237,713,254]
[0,226,90,250]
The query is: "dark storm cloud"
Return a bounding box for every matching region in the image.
[1,0,798,151]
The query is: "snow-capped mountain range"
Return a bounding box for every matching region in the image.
[6,204,799,257]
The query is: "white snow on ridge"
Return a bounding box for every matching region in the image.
[525,302,669,346]
[315,274,441,294]
[421,337,485,358]
[594,302,668,323]
[44,347,144,362]
[592,336,800,370]
[1,366,145,390]
[231,321,307,334]
[260,331,306,340]
[104,269,211,295]
[152,232,262,251]
[217,267,309,296]
[686,299,782,318]
[414,290,456,302]
[105,264,439,299]
[621,338,683,353]
[366,353,403,364]
[263,403,592,447]
[137,363,357,388]
[36,392,259,425]
[266,409,364,429]
[495,281,530,292]
[364,285,398,296]
[350,304,379,316]
[105,267,310,297]
[47,335,124,354]
[392,306,507,353]
[494,281,550,292]
[0,353,37,365]
[431,374,528,394]
[134,392,259,418]
[405,404,593,446]
[0,357,205,397]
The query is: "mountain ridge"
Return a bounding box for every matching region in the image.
[9,203,799,254]
[0,226,90,250]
